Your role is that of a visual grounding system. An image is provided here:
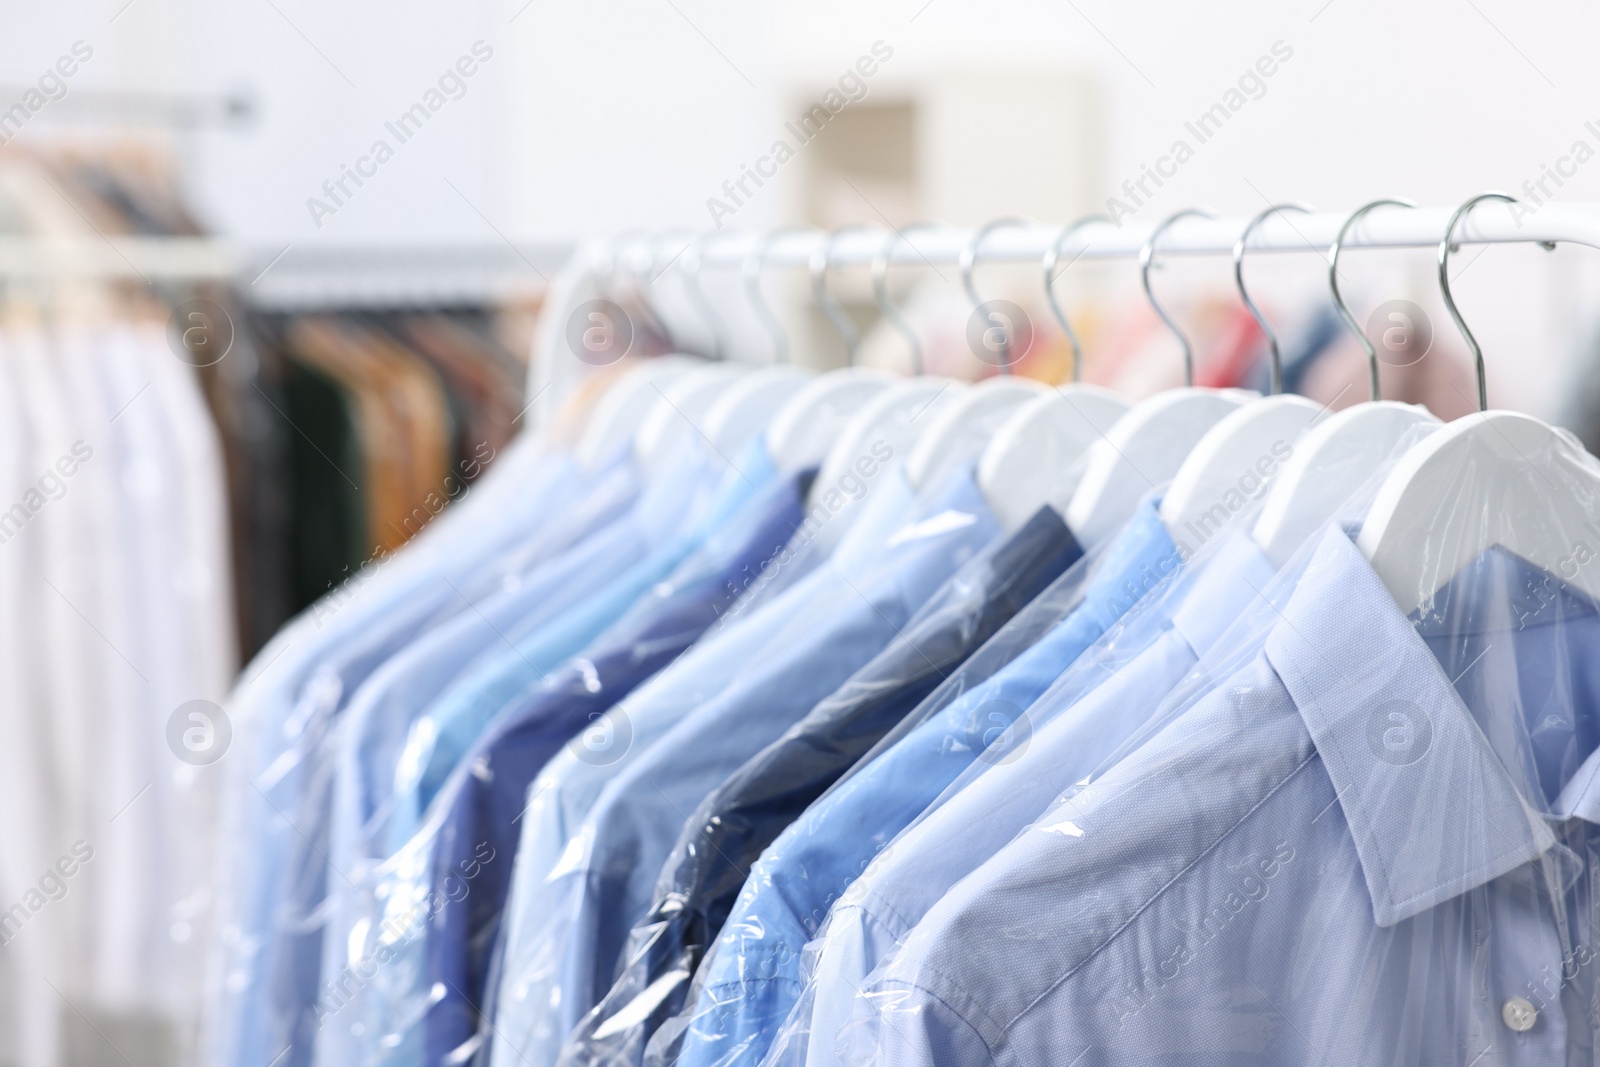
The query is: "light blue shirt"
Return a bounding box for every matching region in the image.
[391,442,729,840]
[487,462,924,1067]
[310,460,647,1067]
[312,440,778,1067]
[209,446,584,1067]
[494,468,1000,1067]
[795,528,1281,1067]
[855,527,1600,1066]
[664,500,1178,1067]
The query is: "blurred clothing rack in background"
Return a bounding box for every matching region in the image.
[0,86,256,130]
[244,242,570,310]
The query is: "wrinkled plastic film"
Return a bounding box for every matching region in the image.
[480,467,942,1067]
[635,505,1091,1067]
[498,468,1002,1067]
[209,445,584,1067]
[771,428,1433,1067]
[845,425,1600,1064]
[302,442,718,1067]
[315,444,806,1067]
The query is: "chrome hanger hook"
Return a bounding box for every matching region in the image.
[599,226,656,301]
[810,224,877,367]
[1044,214,1113,383]
[1439,191,1519,412]
[872,221,944,377]
[961,216,1034,376]
[1329,198,1417,402]
[1233,201,1314,395]
[620,233,675,352]
[743,227,809,364]
[679,231,728,361]
[1140,206,1218,387]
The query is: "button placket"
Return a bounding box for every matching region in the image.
[1488,862,1571,1061]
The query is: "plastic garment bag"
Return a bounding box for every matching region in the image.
[211,444,589,1067]
[639,546,1108,1067]
[653,496,1194,1067]
[482,459,929,1067]
[766,421,1434,1067]
[291,444,718,1067]
[325,455,816,1067]
[477,459,923,1067]
[563,504,1084,1067]
[849,438,1600,1065]
[307,457,645,1067]
[490,468,1001,1067]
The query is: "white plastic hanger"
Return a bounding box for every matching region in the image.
[810,378,965,554]
[634,362,750,477]
[977,216,1130,529]
[1160,204,1325,544]
[576,355,699,472]
[906,377,1048,495]
[901,217,1052,498]
[1066,208,1254,548]
[1252,199,1441,566]
[761,227,893,472]
[1359,192,1600,613]
[804,227,965,547]
[575,235,702,472]
[668,231,814,459]
[631,236,751,476]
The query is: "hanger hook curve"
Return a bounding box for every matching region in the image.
[1140,206,1218,387]
[961,216,1034,376]
[1440,191,1519,412]
[810,224,878,367]
[872,221,944,377]
[1328,198,1417,403]
[1233,202,1314,395]
[743,227,809,364]
[1044,214,1113,383]
[676,231,729,361]
[619,233,676,352]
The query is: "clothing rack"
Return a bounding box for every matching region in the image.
[527,201,1600,434]
[615,202,1598,268]
[245,242,569,310]
[0,86,256,129]
[0,235,236,280]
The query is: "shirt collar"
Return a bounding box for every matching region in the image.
[1263,525,1558,927]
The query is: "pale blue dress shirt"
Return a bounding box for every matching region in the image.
[309,461,652,1067]
[313,439,771,1067]
[288,453,677,1067]
[390,442,726,842]
[854,527,1600,1066]
[210,447,584,1067]
[793,528,1283,1067]
[486,462,924,1067]
[501,468,1000,1067]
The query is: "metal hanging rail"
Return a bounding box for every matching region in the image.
[613,202,1598,269]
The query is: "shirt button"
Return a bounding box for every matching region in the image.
[1502,997,1538,1033]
